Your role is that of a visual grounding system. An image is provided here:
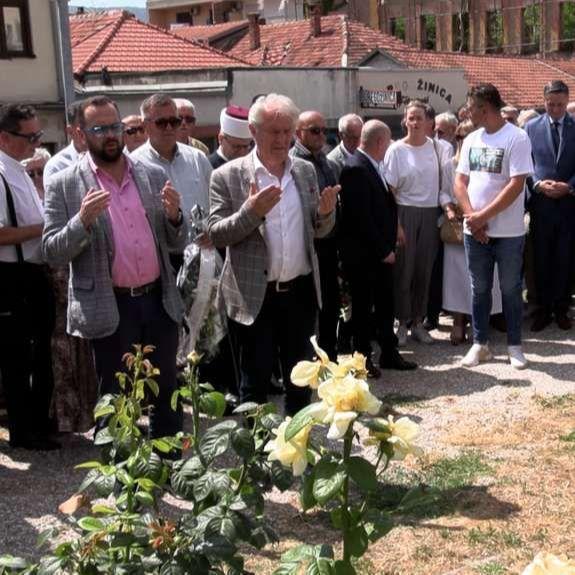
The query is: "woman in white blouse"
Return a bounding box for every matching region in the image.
[384,100,452,346]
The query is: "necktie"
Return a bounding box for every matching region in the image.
[552,121,561,157]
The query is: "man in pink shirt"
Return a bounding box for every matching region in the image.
[43,96,188,439]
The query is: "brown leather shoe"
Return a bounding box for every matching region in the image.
[531,310,552,332]
[556,314,572,331]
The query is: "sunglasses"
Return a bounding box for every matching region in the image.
[303,127,328,136]
[7,130,44,144]
[124,125,145,136]
[84,122,124,137]
[179,115,196,125]
[153,117,182,130]
[26,168,44,178]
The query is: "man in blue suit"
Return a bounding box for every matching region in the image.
[525,80,575,331]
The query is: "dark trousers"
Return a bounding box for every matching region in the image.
[315,238,340,361]
[229,274,316,416]
[345,255,397,361]
[197,333,240,397]
[0,265,54,443]
[427,241,444,323]
[530,200,575,315]
[92,290,182,438]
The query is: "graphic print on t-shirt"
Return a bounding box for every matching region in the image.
[468,147,504,174]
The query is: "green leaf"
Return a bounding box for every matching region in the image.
[93,404,115,419]
[232,402,260,414]
[397,486,441,513]
[91,504,116,515]
[75,460,103,470]
[300,471,316,511]
[261,412,284,430]
[199,420,236,463]
[231,428,255,459]
[347,457,378,492]
[282,544,314,563]
[194,470,232,501]
[93,426,113,446]
[330,508,343,529]
[77,517,105,532]
[36,527,58,549]
[199,391,227,418]
[136,477,157,491]
[307,557,335,575]
[270,461,294,491]
[344,526,368,558]
[135,491,155,507]
[78,468,99,493]
[151,437,173,454]
[334,561,356,575]
[273,564,301,575]
[313,460,345,505]
[146,377,159,397]
[363,509,394,542]
[170,389,180,412]
[0,556,28,569]
[170,456,204,499]
[284,403,320,442]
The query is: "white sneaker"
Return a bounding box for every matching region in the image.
[508,346,528,370]
[396,325,408,347]
[411,325,434,344]
[460,343,493,367]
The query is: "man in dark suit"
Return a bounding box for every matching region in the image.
[340,120,416,375]
[525,80,575,331]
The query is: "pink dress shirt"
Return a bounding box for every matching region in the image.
[89,154,160,288]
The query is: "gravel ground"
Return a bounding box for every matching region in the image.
[1,314,574,565]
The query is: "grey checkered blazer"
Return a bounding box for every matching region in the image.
[207,153,335,326]
[42,153,188,339]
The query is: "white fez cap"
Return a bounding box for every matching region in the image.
[220,105,252,140]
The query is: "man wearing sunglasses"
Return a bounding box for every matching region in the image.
[173,98,209,156]
[132,94,213,268]
[122,114,147,153]
[292,111,341,364]
[0,104,58,450]
[43,96,188,440]
[43,101,87,189]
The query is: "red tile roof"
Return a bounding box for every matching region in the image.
[69,10,249,76]
[172,20,249,44]
[228,15,410,67]
[383,47,575,109]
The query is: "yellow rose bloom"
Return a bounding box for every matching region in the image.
[332,352,368,380]
[265,418,311,476]
[309,375,382,439]
[291,336,335,389]
[522,552,575,575]
[364,415,422,460]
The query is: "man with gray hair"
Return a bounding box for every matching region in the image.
[132,93,213,271]
[328,113,363,179]
[207,93,339,414]
[173,98,209,155]
[339,120,416,375]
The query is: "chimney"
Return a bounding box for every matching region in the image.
[248,12,261,50]
[310,3,321,37]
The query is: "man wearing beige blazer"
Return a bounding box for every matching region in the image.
[207,94,339,415]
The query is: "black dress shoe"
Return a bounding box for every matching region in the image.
[556,314,572,331]
[365,357,381,379]
[423,317,438,331]
[531,311,553,332]
[380,351,417,371]
[9,435,61,451]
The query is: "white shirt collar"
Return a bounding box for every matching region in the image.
[0,149,27,173]
[216,147,229,162]
[549,114,567,126]
[341,142,354,157]
[252,147,293,178]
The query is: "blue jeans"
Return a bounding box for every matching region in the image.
[464,234,525,346]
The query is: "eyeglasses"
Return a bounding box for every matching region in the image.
[179,115,196,125]
[124,125,145,136]
[26,168,44,178]
[84,123,124,137]
[6,130,44,144]
[152,117,182,130]
[436,129,445,136]
[303,127,328,136]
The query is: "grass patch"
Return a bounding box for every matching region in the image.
[476,562,507,575]
[375,451,495,518]
[560,430,575,442]
[534,394,575,410]
[425,450,494,491]
[379,393,427,408]
[467,527,523,549]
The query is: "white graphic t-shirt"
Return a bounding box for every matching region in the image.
[457,122,533,237]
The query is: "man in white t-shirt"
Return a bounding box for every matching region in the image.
[454,84,533,369]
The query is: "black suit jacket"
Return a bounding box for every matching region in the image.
[208,151,227,170]
[339,150,397,264]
